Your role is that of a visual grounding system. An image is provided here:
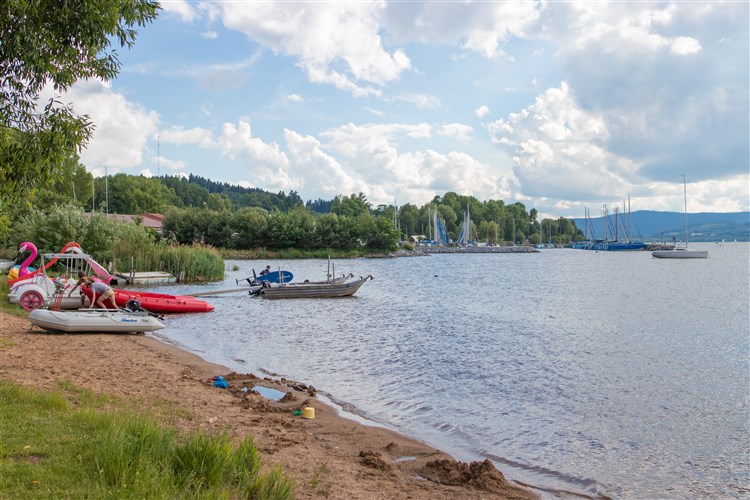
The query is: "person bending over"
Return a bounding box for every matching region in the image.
[68,271,117,309]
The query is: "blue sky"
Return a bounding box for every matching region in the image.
[48,1,749,217]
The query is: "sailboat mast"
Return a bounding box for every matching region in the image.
[682,175,688,247]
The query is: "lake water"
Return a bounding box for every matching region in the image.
[148,243,749,499]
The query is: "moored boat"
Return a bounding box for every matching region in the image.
[81,286,214,313]
[29,308,165,333]
[253,275,373,299]
[651,176,708,259]
[652,248,708,259]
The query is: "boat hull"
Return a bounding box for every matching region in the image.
[258,276,372,299]
[652,249,708,259]
[81,286,214,313]
[29,309,165,333]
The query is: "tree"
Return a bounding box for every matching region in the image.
[398,204,420,237]
[22,152,92,210]
[234,207,269,249]
[0,0,159,217]
[331,193,371,217]
[97,174,181,214]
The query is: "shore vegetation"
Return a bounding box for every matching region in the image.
[9,204,223,283]
[0,380,294,499]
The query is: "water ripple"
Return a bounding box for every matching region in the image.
[151,244,749,499]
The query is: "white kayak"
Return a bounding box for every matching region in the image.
[29,308,165,333]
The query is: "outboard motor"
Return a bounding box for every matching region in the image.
[124,299,143,312]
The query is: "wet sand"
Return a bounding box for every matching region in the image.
[0,311,537,499]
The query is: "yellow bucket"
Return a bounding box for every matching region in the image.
[302,407,315,419]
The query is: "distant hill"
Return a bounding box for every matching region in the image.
[571,210,750,242]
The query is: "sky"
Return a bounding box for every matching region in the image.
[49,1,749,218]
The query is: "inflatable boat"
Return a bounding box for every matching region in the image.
[81,286,214,314]
[29,308,165,333]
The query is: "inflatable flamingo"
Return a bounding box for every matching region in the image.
[17,241,38,279]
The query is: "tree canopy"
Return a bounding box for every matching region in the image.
[0,0,159,215]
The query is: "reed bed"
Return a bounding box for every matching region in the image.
[113,242,224,283]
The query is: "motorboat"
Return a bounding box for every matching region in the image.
[81,286,214,313]
[28,308,165,333]
[252,275,373,299]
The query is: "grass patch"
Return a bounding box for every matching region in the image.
[0,275,28,318]
[0,380,294,499]
[310,461,332,496]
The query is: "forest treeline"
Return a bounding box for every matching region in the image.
[2,159,584,252]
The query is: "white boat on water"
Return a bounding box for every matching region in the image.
[652,175,708,259]
[652,248,708,259]
[29,308,165,333]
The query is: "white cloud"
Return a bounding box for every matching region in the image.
[317,122,511,206]
[215,120,292,192]
[286,94,303,103]
[215,2,412,96]
[487,82,634,199]
[438,123,473,142]
[475,105,490,118]
[139,169,154,178]
[149,155,186,171]
[201,31,218,40]
[670,36,702,55]
[284,129,365,198]
[381,2,540,59]
[47,80,159,174]
[363,106,385,117]
[160,0,197,23]
[160,127,215,148]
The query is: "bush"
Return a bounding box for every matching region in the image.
[11,204,223,282]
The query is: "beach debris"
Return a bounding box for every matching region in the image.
[212,376,228,388]
[359,450,391,471]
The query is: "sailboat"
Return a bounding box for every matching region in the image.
[652,175,708,259]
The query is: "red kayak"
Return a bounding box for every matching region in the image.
[81,285,214,313]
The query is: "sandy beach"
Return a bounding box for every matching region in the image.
[0,311,536,499]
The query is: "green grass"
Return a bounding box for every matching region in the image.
[0,380,295,499]
[0,275,28,317]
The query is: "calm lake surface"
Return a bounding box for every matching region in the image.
[149,242,749,499]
